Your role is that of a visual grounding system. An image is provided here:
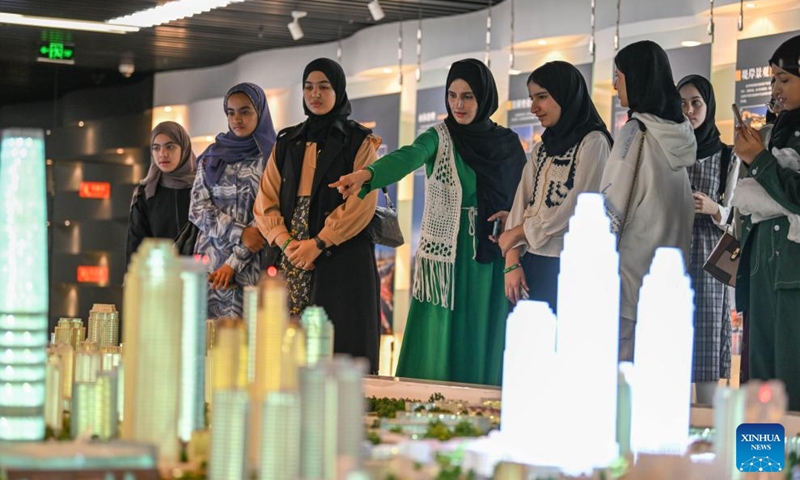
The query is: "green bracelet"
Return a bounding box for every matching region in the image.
[281,236,295,252]
[504,263,521,274]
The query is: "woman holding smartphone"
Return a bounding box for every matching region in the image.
[733,35,800,411]
[500,61,612,312]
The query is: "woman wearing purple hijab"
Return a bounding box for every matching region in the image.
[127,120,197,266]
[189,82,277,318]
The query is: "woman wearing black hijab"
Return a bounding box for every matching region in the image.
[677,74,738,404]
[254,58,381,372]
[732,35,800,411]
[599,40,697,361]
[500,61,612,311]
[332,58,526,385]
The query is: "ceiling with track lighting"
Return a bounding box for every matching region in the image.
[0,0,499,106]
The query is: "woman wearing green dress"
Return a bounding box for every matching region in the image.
[331,59,526,385]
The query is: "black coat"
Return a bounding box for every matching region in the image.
[126,184,191,266]
[274,119,381,373]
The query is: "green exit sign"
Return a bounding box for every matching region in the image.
[37,41,75,64]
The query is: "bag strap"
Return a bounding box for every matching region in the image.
[617,120,647,248]
[718,145,733,202]
[380,187,395,211]
[721,205,737,239]
[723,207,735,226]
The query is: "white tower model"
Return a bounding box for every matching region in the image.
[556,193,620,471]
[501,301,559,466]
[0,129,48,441]
[630,247,694,455]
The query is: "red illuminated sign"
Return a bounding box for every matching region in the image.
[79,181,111,199]
[77,266,109,284]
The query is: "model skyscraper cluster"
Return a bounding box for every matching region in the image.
[500,193,620,475]
[115,251,366,478]
[1,127,793,478]
[494,193,697,476]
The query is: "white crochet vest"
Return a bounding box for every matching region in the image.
[412,123,462,310]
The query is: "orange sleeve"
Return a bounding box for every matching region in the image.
[253,147,290,246]
[317,135,382,246]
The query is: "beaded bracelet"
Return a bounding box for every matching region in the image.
[281,236,295,252]
[503,263,521,274]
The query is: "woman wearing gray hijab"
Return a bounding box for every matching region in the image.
[126,121,197,265]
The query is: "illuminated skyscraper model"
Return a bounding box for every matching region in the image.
[87,304,119,347]
[74,341,101,383]
[44,355,65,432]
[244,285,259,384]
[179,256,208,443]
[0,129,48,441]
[249,269,305,472]
[484,195,698,476]
[71,371,118,440]
[501,193,620,474]
[302,306,334,366]
[121,239,183,463]
[255,270,375,480]
[54,318,84,348]
[630,248,694,455]
[209,318,249,480]
[295,355,368,480]
[260,390,300,480]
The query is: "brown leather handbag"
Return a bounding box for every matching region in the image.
[703,210,740,287]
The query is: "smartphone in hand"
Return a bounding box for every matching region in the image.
[732,103,744,128]
[492,218,502,238]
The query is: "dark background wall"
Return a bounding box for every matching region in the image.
[1,75,153,333]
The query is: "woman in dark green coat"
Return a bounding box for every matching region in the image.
[733,35,800,411]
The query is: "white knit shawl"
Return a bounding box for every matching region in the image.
[412,123,462,310]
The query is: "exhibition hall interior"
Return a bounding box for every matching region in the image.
[1,0,800,478]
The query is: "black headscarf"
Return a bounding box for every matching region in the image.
[444,58,527,263]
[528,61,612,156]
[615,41,685,124]
[301,58,352,143]
[768,35,800,150]
[677,75,724,159]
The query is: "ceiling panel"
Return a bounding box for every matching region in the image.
[0,0,499,106]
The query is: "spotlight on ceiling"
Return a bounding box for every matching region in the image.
[368,0,385,21]
[288,10,307,41]
[119,54,135,78]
